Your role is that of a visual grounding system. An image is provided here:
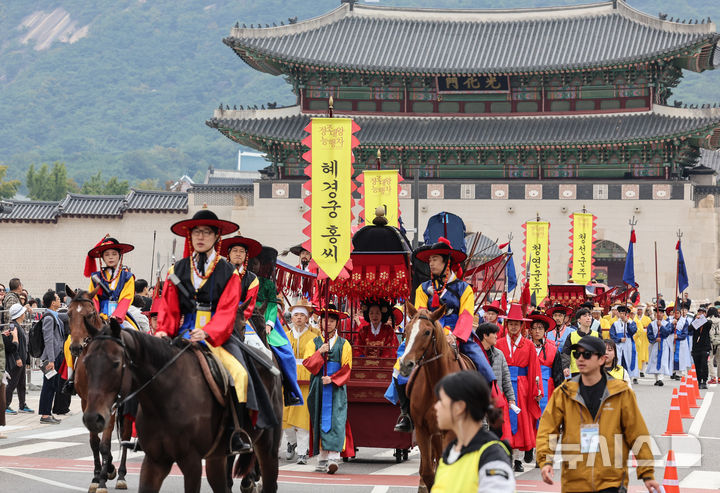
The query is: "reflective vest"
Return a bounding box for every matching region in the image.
[433,440,510,493]
[569,329,600,374]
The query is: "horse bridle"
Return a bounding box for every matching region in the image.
[411,314,445,369]
[70,297,101,354]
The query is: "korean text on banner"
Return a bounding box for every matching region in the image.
[525,221,550,304]
[310,118,353,280]
[571,213,594,285]
[362,170,399,227]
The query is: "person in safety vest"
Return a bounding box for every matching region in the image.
[432,370,515,493]
[562,307,599,378]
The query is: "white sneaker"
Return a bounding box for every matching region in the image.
[296,454,308,465]
[285,442,297,461]
[315,460,328,472]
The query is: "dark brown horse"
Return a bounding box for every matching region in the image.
[398,302,468,492]
[67,287,134,493]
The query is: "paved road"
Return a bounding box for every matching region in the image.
[1,371,719,492]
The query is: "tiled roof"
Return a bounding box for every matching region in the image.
[698,148,720,172]
[0,201,60,223]
[226,1,719,75]
[206,176,256,185]
[0,190,188,222]
[126,190,188,212]
[189,183,254,193]
[207,105,720,148]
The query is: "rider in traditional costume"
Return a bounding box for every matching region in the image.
[545,304,574,350]
[609,305,640,383]
[156,209,252,453]
[282,298,320,464]
[392,238,496,433]
[646,305,673,386]
[303,304,353,475]
[495,303,542,472]
[354,299,398,358]
[223,236,303,407]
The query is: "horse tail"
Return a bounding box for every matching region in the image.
[232,452,256,478]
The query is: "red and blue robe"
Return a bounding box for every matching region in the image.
[534,340,563,430]
[89,267,136,326]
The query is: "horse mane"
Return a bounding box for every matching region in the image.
[120,327,180,363]
[414,308,451,355]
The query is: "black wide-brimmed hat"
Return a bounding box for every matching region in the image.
[87,237,135,258]
[316,303,349,321]
[414,237,467,264]
[220,235,262,259]
[289,244,310,256]
[362,298,393,324]
[171,209,239,237]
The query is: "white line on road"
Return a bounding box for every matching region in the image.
[370,462,419,476]
[680,470,720,489]
[0,467,86,491]
[371,486,390,493]
[25,427,89,440]
[0,440,80,456]
[688,392,713,436]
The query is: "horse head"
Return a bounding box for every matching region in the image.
[398,300,448,377]
[81,318,129,434]
[67,286,103,358]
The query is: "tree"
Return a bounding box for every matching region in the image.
[80,171,129,195]
[135,178,160,190]
[104,176,130,195]
[26,162,72,200]
[0,165,21,199]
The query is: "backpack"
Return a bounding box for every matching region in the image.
[28,315,48,358]
[710,317,720,346]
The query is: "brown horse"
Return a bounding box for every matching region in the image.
[398,302,468,492]
[67,287,134,493]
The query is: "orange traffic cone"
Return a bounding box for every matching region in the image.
[686,374,699,409]
[663,388,685,436]
[678,377,693,418]
[663,450,680,493]
[690,366,701,401]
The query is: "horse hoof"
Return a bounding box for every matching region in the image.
[88,483,99,493]
[115,479,127,490]
[107,470,117,480]
[97,489,108,493]
[239,483,256,493]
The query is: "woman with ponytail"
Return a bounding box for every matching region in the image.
[432,370,515,493]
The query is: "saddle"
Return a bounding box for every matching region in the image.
[191,345,229,406]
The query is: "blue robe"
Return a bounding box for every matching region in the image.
[646,320,673,376]
[610,319,639,378]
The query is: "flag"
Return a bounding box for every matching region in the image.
[676,240,689,293]
[506,243,517,292]
[622,229,636,287]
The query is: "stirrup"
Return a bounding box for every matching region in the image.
[229,429,253,454]
[394,413,413,433]
[121,439,142,452]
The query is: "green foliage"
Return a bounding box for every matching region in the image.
[25,162,73,201]
[1,0,719,186]
[80,171,129,195]
[0,165,21,199]
[135,178,160,190]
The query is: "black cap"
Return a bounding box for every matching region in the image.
[570,336,606,356]
[616,305,630,313]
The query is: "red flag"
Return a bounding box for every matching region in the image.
[520,281,531,315]
[500,292,508,313]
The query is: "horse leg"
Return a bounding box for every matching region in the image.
[254,429,279,493]
[116,416,132,490]
[96,414,116,493]
[415,430,434,493]
[138,457,172,493]
[177,453,203,493]
[205,456,230,493]
[89,431,101,493]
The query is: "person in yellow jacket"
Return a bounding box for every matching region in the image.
[432,370,515,493]
[282,298,320,464]
[537,336,660,493]
[633,304,651,376]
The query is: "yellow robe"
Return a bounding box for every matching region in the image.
[598,318,611,339]
[283,325,320,430]
[633,315,651,367]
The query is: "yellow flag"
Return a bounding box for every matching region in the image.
[362,170,399,227]
[308,118,354,280]
[570,213,594,285]
[525,221,549,304]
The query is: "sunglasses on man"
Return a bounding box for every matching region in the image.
[572,350,600,360]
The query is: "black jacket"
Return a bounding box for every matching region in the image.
[2,330,18,371]
[6,320,28,369]
[692,319,712,353]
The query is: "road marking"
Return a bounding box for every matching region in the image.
[25,427,88,440]
[688,392,713,436]
[0,467,86,491]
[680,471,720,489]
[0,440,80,456]
[76,447,144,461]
[371,486,390,493]
[0,425,30,432]
[370,462,419,476]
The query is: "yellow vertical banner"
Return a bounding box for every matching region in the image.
[305,118,355,280]
[361,170,399,227]
[524,221,549,304]
[570,213,595,285]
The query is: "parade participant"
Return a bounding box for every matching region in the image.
[633,304,651,376]
[562,308,599,378]
[495,303,542,472]
[609,305,639,384]
[303,304,353,474]
[84,237,137,328]
[545,304,574,350]
[691,306,711,389]
[481,300,505,326]
[221,235,262,322]
[289,244,312,272]
[146,298,160,334]
[603,305,619,327]
[156,208,251,453]
[283,298,319,464]
[646,306,673,386]
[591,303,610,338]
[476,322,515,443]
[708,307,720,384]
[666,305,691,380]
[604,339,632,388]
[432,371,515,493]
[528,313,563,418]
[354,299,398,358]
[537,336,659,493]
